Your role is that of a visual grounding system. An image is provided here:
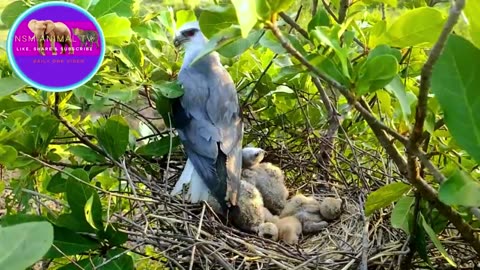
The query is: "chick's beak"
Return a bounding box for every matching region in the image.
[174,36,187,47]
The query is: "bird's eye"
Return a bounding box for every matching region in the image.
[182,29,197,37]
[254,152,259,156]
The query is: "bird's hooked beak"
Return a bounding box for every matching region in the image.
[174,35,187,48]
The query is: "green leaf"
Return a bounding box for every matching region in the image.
[90,0,134,17]
[267,0,294,13]
[217,30,263,58]
[74,0,93,9]
[356,55,398,95]
[117,43,144,71]
[0,214,47,227]
[198,5,237,39]
[382,7,446,48]
[84,194,102,230]
[384,75,412,121]
[391,196,414,234]
[365,182,411,216]
[158,9,176,36]
[311,27,350,79]
[0,1,29,28]
[136,136,180,156]
[46,172,68,194]
[44,226,101,259]
[153,81,184,99]
[372,0,397,7]
[132,21,168,42]
[0,77,27,100]
[176,9,197,29]
[464,0,480,48]
[308,8,330,32]
[190,26,242,65]
[309,54,350,87]
[255,0,271,20]
[439,169,480,207]
[0,144,17,167]
[68,145,106,163]
[96,115,130,160]
[103,248,134,270]
[65,169,103,230]
[420,214,457,267]
[259,30,286,54]
[55,214,95,233]
[57,256,103,270]
[98,224,128,245]
[431,35,480,164]
[0,221,54,270]
[97,13,133,46]
[232,0,257,38]
[367,44,402,62]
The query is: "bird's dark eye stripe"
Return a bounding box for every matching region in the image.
[182,29,198,37]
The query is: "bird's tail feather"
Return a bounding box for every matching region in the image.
[189,168,210,203]
[171,158,194,196]
[171,158,211,203]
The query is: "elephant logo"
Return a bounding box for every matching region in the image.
[6,2,106,92]
[27,19,74,56]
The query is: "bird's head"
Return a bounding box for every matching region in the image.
[174,21,206,49]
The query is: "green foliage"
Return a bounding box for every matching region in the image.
[365,182,411,216]
[0,221,54,270]
[431,35,480,164]
[391,196,414,234]
[420,214,457,267]
[96,115,130,160]
[0,77,27,99]
[381,7,446,47]
[439,170,480,207]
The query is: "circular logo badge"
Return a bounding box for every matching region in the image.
[6,1,105,92]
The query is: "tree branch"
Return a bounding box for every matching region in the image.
[409,0,465,148]
[267,12,480,255]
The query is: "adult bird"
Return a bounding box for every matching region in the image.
[170,21,243,213]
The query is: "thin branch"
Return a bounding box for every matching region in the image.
[338,0,349,23]
[409,0,465,148]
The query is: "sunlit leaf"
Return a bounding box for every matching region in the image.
[97,13,133,46]
[391,196,414,234]
[420,214,457,267]
[365,182,411,216]
[232,0,257,38]
[90,0,134,17]
[381,7,445,48]
[0,221,54,270]
[0,77,27,100]
[431,35,480,164]
[464,0,480,48]
[439,169,480,207]
[96,115,130,160]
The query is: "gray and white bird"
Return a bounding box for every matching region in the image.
[170,21,244,213]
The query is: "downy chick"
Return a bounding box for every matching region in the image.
[229,180,265,233]
[242,147,266,168]
[258,222,279,241]
[242,162,288,215]
[281,194,328,233]
[319,197,343,221]
[275,216,302,245]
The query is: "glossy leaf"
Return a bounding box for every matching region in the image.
[420,214,457,267]
[308,9,330,32]
[384,75,412,121]
[232,0,257,38]
[439,169,480,207]
[356,55,398,95]
[0,77,27,100]
[68,145,106,163]
[198,5,237,39]
[0,221,54,270]
[153,81,184,99]
[431,35,480,164]
[46,172,68,194]
[90,0,134,17]
[97,13,133,46]
[136,136,180,157]
[176,9,197,28]
[382,7,445,48]
[44,226,101,258]
[391,196,414,234]
[96,115,130,160]
[464,0,480,48]
[0,1,29,28]
[218,30,263,58]
[190,26,242,65]
[365,182,411,216]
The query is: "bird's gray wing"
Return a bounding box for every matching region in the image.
[177,62,243,205]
